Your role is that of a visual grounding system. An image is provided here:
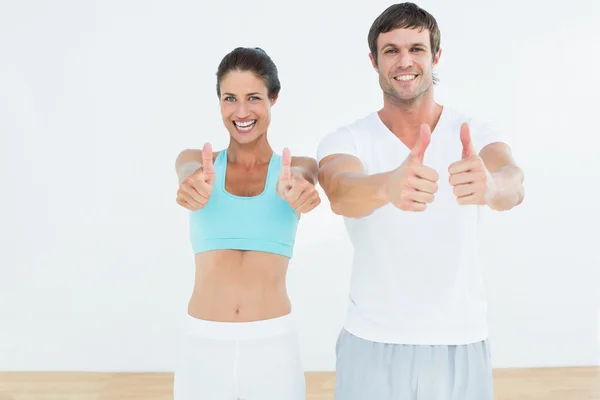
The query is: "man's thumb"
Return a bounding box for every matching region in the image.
[460,122,475,159]
[410,123,431,162]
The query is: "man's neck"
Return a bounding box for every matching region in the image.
[378,93,443,145]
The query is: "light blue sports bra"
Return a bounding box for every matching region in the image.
[189,149,299,258]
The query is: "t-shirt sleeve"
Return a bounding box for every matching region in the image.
[316,126,359,164]
[470,120,511,154]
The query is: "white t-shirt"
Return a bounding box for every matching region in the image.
[316,106,507,345]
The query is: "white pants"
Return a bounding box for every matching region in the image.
[173,313,306,400]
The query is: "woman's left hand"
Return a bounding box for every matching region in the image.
[276,148,321,215]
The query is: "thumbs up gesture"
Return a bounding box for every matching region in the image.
[387,123,439,211]
[176,142,215,211]
[448,123,497,205]
[276,147,321,215]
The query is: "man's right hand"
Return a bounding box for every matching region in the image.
[176,143,215,211]
[386,123,439,211]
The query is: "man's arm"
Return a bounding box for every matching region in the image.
[175,149,203,184]
[291,156,318,185]
[318,154,391,218]
[480,142,525,210]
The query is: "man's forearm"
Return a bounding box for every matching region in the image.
[177,161,202,184]
[291,166,317,185]
[327,171,391,218]
[488,164,525,210]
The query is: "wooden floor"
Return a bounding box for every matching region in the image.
[1,368,599,399]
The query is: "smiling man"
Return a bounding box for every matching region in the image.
[316,3,524,400]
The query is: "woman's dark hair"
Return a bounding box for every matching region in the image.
[216,47,281,100]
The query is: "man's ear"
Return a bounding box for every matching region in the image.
[369,52,378,72]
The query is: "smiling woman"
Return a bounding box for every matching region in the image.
[216,47,281,143]
[172,47,321,400]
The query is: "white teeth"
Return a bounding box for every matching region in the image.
[234,120,256,131]
[236,120,254,127]
[395,75,416,81]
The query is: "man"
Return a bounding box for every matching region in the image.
[316,3,524,399]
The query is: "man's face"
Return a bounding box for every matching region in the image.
[370,27,441,104]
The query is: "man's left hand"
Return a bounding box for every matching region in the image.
[448,123,498,206]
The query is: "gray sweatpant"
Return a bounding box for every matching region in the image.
[334,329,494,400]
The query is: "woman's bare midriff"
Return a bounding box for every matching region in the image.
[187,249,291,322]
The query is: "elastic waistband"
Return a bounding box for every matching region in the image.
[184,312,297,341]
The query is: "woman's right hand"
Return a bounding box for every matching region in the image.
[176,143,215,211]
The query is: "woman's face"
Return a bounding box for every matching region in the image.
[219,70,276,145]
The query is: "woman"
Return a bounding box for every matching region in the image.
[173,47,320,399]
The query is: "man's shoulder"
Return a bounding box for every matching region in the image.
[342,111,380,131]
[316,112,380,162]
[440,106,474,124]
[322,112,379,140]
[440,106,498,134]
[440,105,509,150]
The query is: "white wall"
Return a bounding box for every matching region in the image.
[1,0,598,372]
